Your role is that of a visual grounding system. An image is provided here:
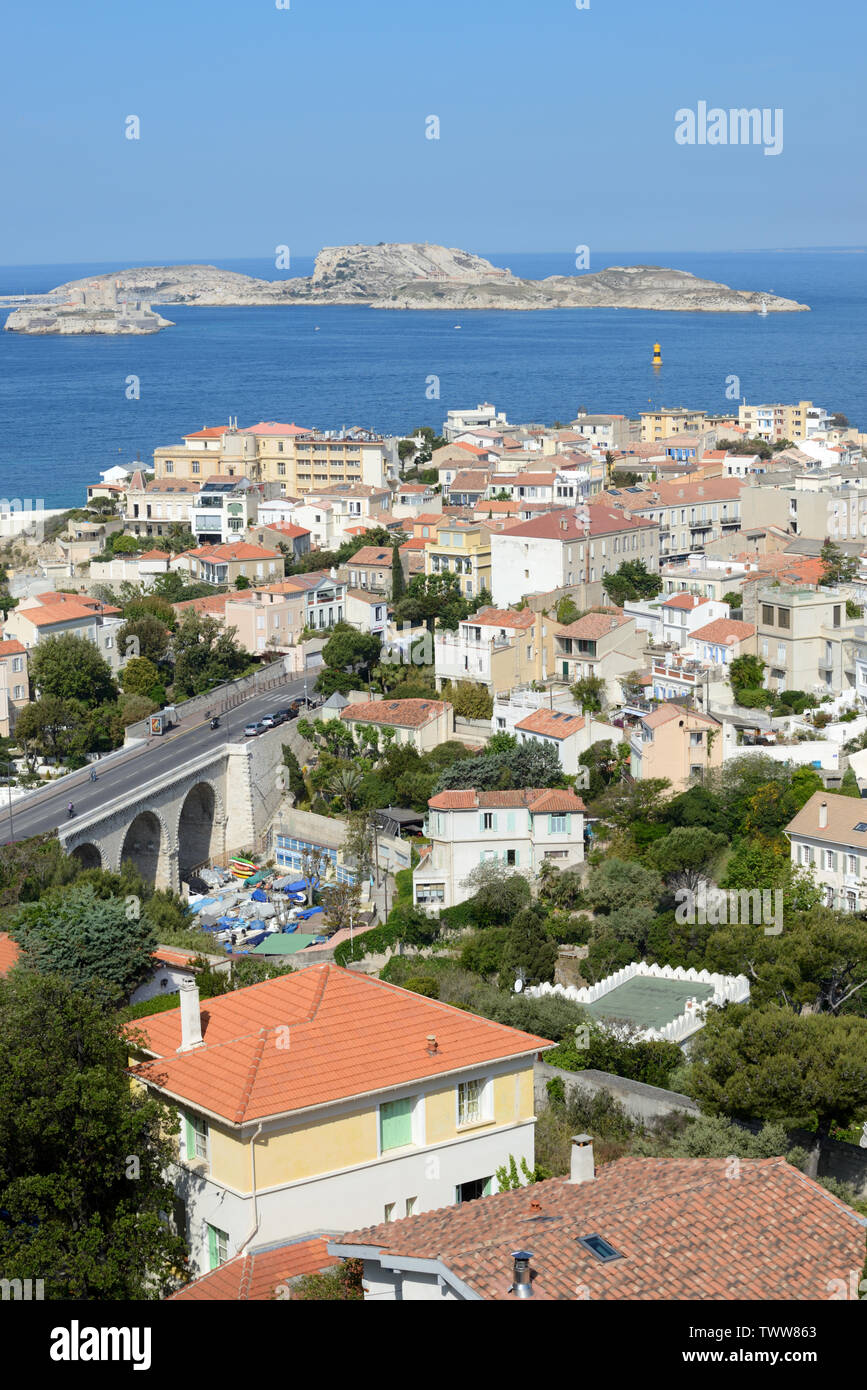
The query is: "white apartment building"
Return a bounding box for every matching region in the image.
[785,791,867,912]
[513,707,623,777]
[413,787,586,911]
[443,403,510,442]
[659,594,730,649]
[490,507,658,608]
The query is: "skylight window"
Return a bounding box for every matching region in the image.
[855,823,867,833]
[577,1234,624,1263]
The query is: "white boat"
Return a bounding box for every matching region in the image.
[759,299,768,317]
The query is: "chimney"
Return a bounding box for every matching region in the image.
[426,1034,438,1055]
[177,978,204,1053]
[819,800,828,829]
[570,1134,595,1184]
[509,1250,534,1298]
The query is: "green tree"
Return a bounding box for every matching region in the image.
[586,858,663,915]
[282,745,307,802]
[602,560,662,606]
[235,574,251,590]
[729,653,767,697]
[394,573,468,632]
[117,615,170,664]
[328,761,363,811]
[120,655,162,699]
[172,610,248,696]
[391,542,406,602]
[0,970,187,1298]
[570,675,605,712]
[321,625,382,681]
[686,1003,867,1175]
[321,878,361,933]
[29,634,117,707]
[555,595,580,625]
[820,537,858,586]
[12,882,157,1006]
[722,591,743,610]
[293,1260,364,1300]
[646,827,728,892]
[501,904,557,985]
[440,679,493,719]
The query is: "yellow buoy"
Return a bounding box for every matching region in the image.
[652,342,662,366]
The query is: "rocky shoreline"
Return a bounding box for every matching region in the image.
[3,243,809,333]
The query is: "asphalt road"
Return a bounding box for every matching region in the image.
[1,674,319,846]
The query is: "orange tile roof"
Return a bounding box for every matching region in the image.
[183,426,230,439]
[662,593,711,611]
[642,702,720,730]
[129,965,551,1123]
[22,601,100,627]
[0,933,22,976]
[464,606,535,630]
[173,594,233,616]
[514,709,586,739]
[347,546,394,566]
[504,507,655,541]
[171,1237,337,1301]
[138,549,171,561]
[428,787,585,813]
[556,609,628,639]
[690,618,756,644]
[334,1156,867,1301]
[342,698,448,729]
[0,639,26,657]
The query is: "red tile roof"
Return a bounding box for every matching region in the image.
[342,698,448,729]
[0,933,22,976]
[171,1237,337,1301]
[428,788,585,812]
[690,618,756,644]
[662,594,711,611]
[514,709,586,739]
[129,966,550,1123]
[556,609,628,639]
[642,702,720,730]
[0,639,26,657]
[347,546,394,566]
[464,606,535,630]
[502,507,655,541]
[243,422,312,436]
[334,1156,867,1300]
[183,426,229,439]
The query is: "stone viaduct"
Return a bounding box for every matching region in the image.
[56,724,307,892]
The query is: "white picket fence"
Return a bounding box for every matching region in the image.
[526,960,750,1044]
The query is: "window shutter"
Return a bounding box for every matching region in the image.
[547,814,553,834]
[185,1116,196,1159]
[483,1177,493,1197]
[566,814,571,834]
[208,1225,218,1271]
[479,813,486,834]
[506,812,516,833]
[492,813,498,832]
[380,1098,413,1151]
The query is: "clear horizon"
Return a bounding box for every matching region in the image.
[3,0,864,264]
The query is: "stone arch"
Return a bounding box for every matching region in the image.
[120,809,166,887]
[177,781,218,887]
[69,841,102,871]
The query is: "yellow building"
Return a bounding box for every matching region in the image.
[129,967,549,1277]
[629,702,722,792]
[153,422,391,496]
[639,407,709,443]
[425,519,492,599]
[737,401,816,442]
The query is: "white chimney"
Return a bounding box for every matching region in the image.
[177,978,204,1053]
[570,1133,595,1184]
[819,801,828,829]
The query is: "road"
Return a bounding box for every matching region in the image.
[0,674,318,846]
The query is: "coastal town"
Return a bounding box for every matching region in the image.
[2,392,867,1305]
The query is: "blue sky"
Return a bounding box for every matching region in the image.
[1,0,863,263]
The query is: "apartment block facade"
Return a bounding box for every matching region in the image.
[153,422,391,496]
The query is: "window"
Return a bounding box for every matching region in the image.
[192,461,200,474]
[380,1097,414,1151]
[405,1196,417,1217]
[848,855,858,875]
[777,608,790,630]
[689,731,703,746]
[577,1234,624,1263]
[207,1224,229,1270]
[483,811,494,830]
[549,813,568,834]
[456,1176,492,1204]
[384,1203,396,1224]
[458,1078,486,1127]
[13,685,23,699]
[165,460,174,474]
[185,1112,209,1161]
[506,849,517,866]
[762,604,774,625]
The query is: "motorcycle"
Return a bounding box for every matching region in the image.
[210,717,220,730]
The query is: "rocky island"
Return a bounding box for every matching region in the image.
[3,244,808,333]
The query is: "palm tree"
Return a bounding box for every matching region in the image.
[329,762,362,811]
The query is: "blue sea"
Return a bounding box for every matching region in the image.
[0,250,864,509]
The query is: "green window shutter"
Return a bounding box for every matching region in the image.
[380,1098,413,1151]
[483,1177,493,1196]
[547,814,553,834]
[506,812,516,833]
[513,850,519,866]
[208,1225,218,1271]
[479,813,485,834]
[566,814,571,834]
[185,1116,196,1159]
[492,813,498,832]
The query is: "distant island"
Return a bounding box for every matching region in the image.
[2,243,809,334]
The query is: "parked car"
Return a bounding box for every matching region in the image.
[243,722,261,738]
[260,714,277,728]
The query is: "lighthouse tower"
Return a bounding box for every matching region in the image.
[652,342,662,366]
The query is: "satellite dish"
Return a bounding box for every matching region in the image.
[514,970,525,994]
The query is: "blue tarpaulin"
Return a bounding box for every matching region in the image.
[251,888,268,902]
[189,897,217,914]
[294,906,324,920]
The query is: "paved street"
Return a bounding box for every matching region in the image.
[1,674,318,846]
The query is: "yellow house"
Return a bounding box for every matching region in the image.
[425,520,492,600]
[128,966,549,1276]
[629,702,722,792]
